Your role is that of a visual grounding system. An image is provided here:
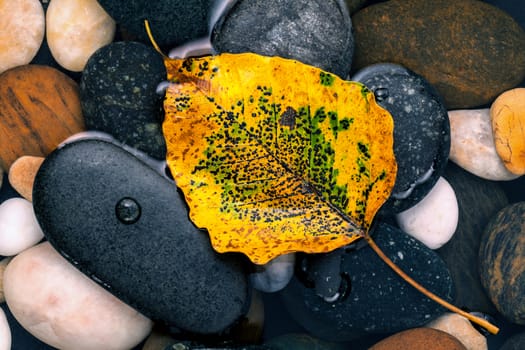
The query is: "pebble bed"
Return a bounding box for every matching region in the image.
[1,0,525,349]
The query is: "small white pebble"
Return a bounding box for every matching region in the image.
[250,253,295,292]
[0,198,44,256]
[0,308,11,350]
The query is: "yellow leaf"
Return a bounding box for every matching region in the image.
[162,53,397,264]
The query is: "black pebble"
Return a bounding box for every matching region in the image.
[211,0,354,78]
[80,42,167,159]
[352,63,450,214]
[32,139,250,335]
[280,223,455,341]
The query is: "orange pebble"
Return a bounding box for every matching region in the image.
[370,328,467,350]
[0,65,85,171]
[8,156,45,202]
[490,88,525,175]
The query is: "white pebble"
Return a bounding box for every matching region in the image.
[448,109,520,181]
[396,177,458,249]
[0,308,11,350]
[46,0,116,72]
[4,242,153,350]
[250,253,295,292]
[0,198,44,256]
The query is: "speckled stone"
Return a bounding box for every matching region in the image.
[438,162,508,314]
[80,42,167,159]
[352,63,450,214]
[0,64,85,171]
[351,0,525,109]
[0,0,45,74]
[211,0,354,78]
[499,331,525,350]
[280,222,455,341]
[97,0,212,49]
[490,88,525,175]
[369,328,467,350]
[265,333,346,350]
[448,109,520,181]
[32,138,249,334]
[479,202,525,325]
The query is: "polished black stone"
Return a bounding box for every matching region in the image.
[80,42,167,159]
[352,63,450,213]
[279,223,455,341]
[211,0,354,78]
[32,138,249,335]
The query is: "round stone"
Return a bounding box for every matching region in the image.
[369,328,467,350]
[0,198,44,256]
[46,0,116,72]
[0,0,45,74]
[0,64,85,171]
[80,41,167,159]
[396,177,458,250]
[352,63,450,213]
[448,108,520,181]
[490,88,525,175]
[351,0,525,109]
[3,242,153,350]
[8,155,45,202]
[0,308,10,350]
[479,202,525,325]
[211,0,354,78]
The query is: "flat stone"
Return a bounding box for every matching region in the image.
[8,156,45,202]
[448,109,520,181]
[352,63,450,213]
[0,0,45,74]
[211,0,354,78]
[46,0,116,72]
[80,42,167,159]
[479,202,525,325]
[490,88,525,175]
[396,177,458,250]
[438,162,508,314]
[369,328,467,350]
[3,242,153,350]
[351,0,525,109]
[0,64,85,171]
[0,308,10,350]
[280,223,455,341]
[0,198,44,257]
[426,313,487,350]
[97,0,212,49]
[32,138,250,334]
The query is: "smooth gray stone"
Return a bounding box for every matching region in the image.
[211,0,354,78]
[32,138,249,335]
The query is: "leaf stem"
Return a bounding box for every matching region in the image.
[364,235,499,335]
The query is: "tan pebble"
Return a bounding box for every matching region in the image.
[0,257,13,303]
[8,156,45,201]
[0,65,85,171]
[426,313,487,350]
[46,0,116,72]
[0,0,45,74]
[369,327,467,350]
[490,88,525,175]
[141,327,176,350]
[449,109,519,181]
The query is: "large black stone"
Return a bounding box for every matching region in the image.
[32,138,249,335]
[80,42,167,159]
[211,0,354,78]
[352,63,450,214]
[279,223,455,341]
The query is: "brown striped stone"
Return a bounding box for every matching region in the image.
[352,0,525,109]
[479,202,525,325]
[0,65,85,171]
